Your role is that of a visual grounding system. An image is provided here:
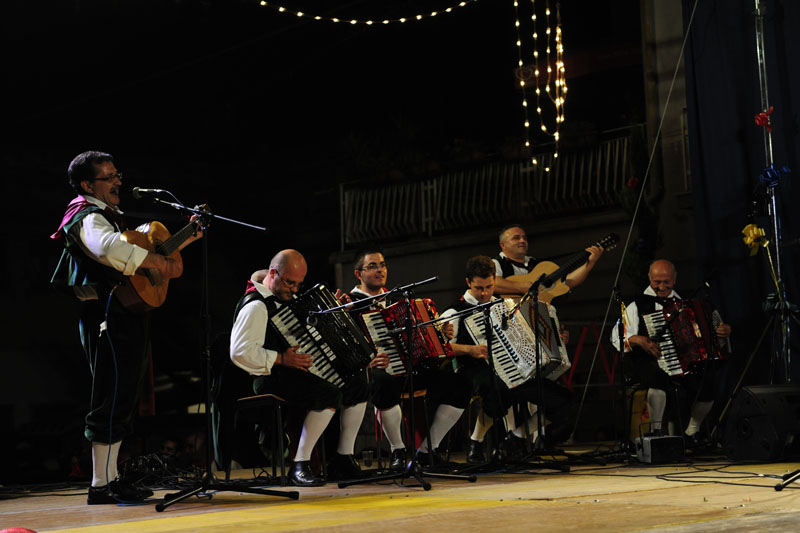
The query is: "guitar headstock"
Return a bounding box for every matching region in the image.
[595,233,619,251]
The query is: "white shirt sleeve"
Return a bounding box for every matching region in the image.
[230,299,279,375]
[492,258,503,278]
[611,301,640,351]
[78,212,149,275]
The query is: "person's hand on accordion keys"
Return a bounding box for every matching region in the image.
[628,334,662,359]
[368,352,390,369]
[278,345,313,370]
[468,344,488,360]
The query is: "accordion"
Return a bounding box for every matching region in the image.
[270,284,376,387]
[360,298,454,376]
[463,299,570,389]
[642,298,725,377]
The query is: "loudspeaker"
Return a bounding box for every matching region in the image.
[723,385,800,461]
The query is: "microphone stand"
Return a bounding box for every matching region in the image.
[611,283,636,455]
[141,194,298,512]
[339,281,476,490]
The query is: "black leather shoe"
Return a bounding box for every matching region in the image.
[500,432,527,462]
[415,449,456,469]
[467,439,486,464]
[87,479,154,505]
[326,453,362,480]
[389,448,408,471]
[290,460,325,487]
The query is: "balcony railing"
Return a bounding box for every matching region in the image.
[339,126,641,249]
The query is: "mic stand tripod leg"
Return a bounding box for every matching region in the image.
[774,469,800,491]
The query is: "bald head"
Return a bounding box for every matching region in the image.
[267,249,307,300]
[648,259,676,298]
[270,249,306,273]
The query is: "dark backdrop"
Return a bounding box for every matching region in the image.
[684,0,800,384]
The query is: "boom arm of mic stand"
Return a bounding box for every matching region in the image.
[147,197,268,233]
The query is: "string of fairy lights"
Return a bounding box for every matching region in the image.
[513,0,566,170]
[258,0,566,169]
[256,0,479,25]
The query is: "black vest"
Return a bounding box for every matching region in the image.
[495,254,535,278]
[234,291,290,353]
[51,206,128,299]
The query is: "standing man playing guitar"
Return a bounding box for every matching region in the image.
[51,151,202,504]
[492,224,605,298]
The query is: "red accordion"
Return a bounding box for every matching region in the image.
[643,298,728,377]
[360,298,454,376]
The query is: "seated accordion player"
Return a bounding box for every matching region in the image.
[359,298,454,376]
[270,284,376,386]
[463,299,571,389]
[642,297,728,377]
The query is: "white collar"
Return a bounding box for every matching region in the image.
[498,251,532,264]
[462,290,480,305]
[643,286,680,299]
[250,269,276,299]
[81,194,124,215]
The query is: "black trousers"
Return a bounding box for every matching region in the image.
[630,349,720,424]
[459,361,575,441]
[80,295,150,444]
[253,366,370,412]
[369,365,471,411]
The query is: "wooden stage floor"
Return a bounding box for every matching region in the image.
[3,449,799,532]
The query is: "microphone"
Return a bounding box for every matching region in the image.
[132,187,165,199]
[501,309,508,330]
[306,313,317,327]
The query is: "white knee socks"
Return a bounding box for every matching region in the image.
[337,402,367,455]
[295,409,335,462]
[379,405,406,451]
[417,404,463,453]
[646,388,667,431]
[91,441,122,487]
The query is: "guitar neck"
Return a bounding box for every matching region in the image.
[543,250,589,287]
[156,221,196,257]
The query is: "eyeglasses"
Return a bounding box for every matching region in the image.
[360,262,387,272]
[93,172,123,182]
[276,271,303,290]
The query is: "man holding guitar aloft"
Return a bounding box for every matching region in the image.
[51,151,202,504]
[492,224,605,298]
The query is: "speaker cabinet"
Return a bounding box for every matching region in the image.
[723,385,800,461]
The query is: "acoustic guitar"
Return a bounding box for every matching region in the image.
[501,233,619,303]
[115,217,203,311]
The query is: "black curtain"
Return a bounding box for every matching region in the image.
[684,0,800,384]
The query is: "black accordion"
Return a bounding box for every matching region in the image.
[270,284,376,386]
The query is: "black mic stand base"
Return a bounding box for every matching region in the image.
[337,458,477,490]
[156,473,299,512]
